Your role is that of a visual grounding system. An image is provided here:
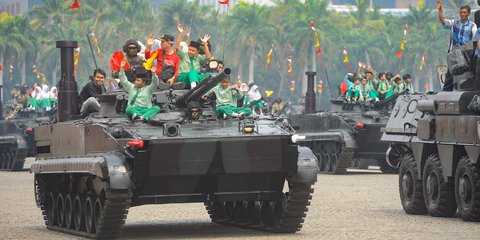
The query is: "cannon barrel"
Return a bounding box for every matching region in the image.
[375,90,406,108]
[175,68,231,106]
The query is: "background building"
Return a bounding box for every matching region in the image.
[0,0,42,16]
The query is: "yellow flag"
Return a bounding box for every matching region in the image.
[418,0,423,10]
[265,90,274,97]
[143,51,158,70]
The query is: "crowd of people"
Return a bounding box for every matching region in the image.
[2,83,58,120]
[343,68,414,103]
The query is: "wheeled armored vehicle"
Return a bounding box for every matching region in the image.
[382,42,480,221]
[31,41,318,238]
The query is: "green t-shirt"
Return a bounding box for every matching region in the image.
[177,44,208,74]
[206,85,244,107]
[119,71,159,108]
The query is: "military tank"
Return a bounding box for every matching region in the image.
[289,73,396,174]
[381,42,480,220]
[31,41,318,238]
[0,88,53,170]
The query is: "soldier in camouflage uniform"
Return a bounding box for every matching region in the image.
[4,86,28,120]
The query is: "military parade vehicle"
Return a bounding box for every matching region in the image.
[0,87,53,170]
[381,42,480,221]
[289,72,397,174]
[31,41,319,238]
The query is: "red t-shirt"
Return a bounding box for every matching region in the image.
[145,48,180,78]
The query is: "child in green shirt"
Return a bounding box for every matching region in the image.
[202,77,252,119]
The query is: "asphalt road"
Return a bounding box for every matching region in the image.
[0,158,478,239]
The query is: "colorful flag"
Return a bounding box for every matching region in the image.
[0,65,3,72]
[418,0,423,10]
[90,32,104,60]
[69,0,80,9]
[290,80,295,91]
[219,0,229,4]
[265,47,273,69]
[397,24,408,58]
[340,79,349,96]
[419,51,426,71]
[265,90,274,97]
[343,47,350,70]
[424,81,429,91]
[74,45,80,72]
[287,56,293,77]
[110,51,131,71]
[317,80,323,95]
[311,21,321,54]
[9,64,13,81]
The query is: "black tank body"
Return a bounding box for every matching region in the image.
[30,41,318,239]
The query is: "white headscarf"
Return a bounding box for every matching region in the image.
[240,83,249,93]
[248,85,262,101]
[49,86,58,99]
[31,86,42,99]
[40,85,50,100]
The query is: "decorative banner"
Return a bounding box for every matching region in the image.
[265,90,274,97]
[69,0,80,9]
[219,0,229,4]
[317,80,323,95]
[32,65,47,85]
[287,56,293,77]
[396,24,408,58]
[418,0,424,10]
[310,21,321,54]
[419,51,426,71]
[9,64,13,81]
[185,28,191,44]
[74,45,80,72]
[0,65,3,72]
[290,80,295,91]
[424,81,429,91]
[89,32,104,60]
[265,47,273,69]
[343,47,350,70]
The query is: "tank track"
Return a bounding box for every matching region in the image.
[204,181,314,233]
[330,148,354,175]
[40,188,132,239]
[0,143,26,171]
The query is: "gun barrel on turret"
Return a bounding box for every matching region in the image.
[175,68,231,106]
[375,90,406,108]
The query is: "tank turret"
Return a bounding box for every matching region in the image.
[381,41,480,221]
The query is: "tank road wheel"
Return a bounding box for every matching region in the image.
[73,195,85,231]
[8,151,16,170]
[46,192,57,226]
[93,198,104,229]
[324,153,332,173]
[399,154,427,215]
[313,143,325,172]
[205,200,228,223]
[330,154,338,173]
[455,157,480,221]
[245,201,261,226]
[65,194,74,229]
[224,201,235,223]
[56,194,66,228]
[85,195,96,234]
[422,155,457,217]
[260,201,275,227]
[0,152,4,169]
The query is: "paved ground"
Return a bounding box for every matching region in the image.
[0,158,479,239]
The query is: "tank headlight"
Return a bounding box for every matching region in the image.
[127,140,145,149]
[24,127,33,134]
[291,134,306,143]
[209,60,218,69]
[243,125,254,134]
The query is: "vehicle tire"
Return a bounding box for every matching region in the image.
[455,157,480,221]
[422,154,457,217]
[399,153,427,215]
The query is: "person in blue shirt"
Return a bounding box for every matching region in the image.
[437,0,477,91]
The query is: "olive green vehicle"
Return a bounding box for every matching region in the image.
[31,41,318,238]
[381,43,480,221]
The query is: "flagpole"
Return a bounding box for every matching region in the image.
[222,4,229,62]
[87,34,98,69]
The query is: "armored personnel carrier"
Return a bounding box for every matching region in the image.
[289,73,396,174]
[31,41,318,238]
[0,88,53,170]
[381,42,480,221]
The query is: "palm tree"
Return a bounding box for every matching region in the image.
[228,1,275,84]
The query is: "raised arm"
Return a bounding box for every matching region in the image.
[200,34,212,60]
[146,65,159,92]
[175,23,184,52]
[437,0,446,25]
[119,60,134,92]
